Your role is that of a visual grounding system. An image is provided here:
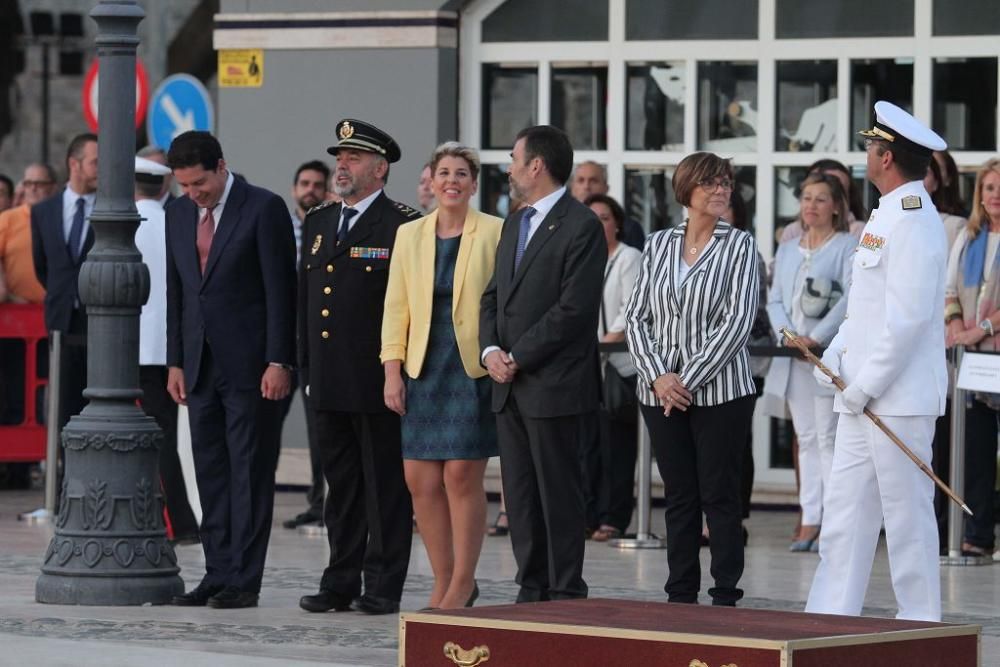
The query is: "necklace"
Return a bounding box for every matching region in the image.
[803,229,835,251]
[688,247,698,255]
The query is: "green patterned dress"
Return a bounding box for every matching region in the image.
[401,235,498,460]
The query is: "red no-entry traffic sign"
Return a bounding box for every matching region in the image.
[81,58,149,132]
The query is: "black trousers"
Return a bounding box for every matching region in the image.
[642,395,755,606]
[315,409,411,602]
[497,394,588,602]
[138,365,198,539]
[931,401,952,548]
[57,312,88,429]
[597,407,638,531]
[578,411,602,531]
[964,398,999,550]
[186,347,279,593]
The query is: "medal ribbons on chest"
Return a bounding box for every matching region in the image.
[860,231,886,252]
[350,246,390,260]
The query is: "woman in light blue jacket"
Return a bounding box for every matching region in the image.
[762,173,855,552]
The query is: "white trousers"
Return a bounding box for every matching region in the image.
[805,413,940,621]
[786,360,837,525]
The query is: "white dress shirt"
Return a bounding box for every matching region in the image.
[521,186,566,247]
[339,188,382,233]
[135,198,167,366]
[61,186,96,254]
[199,171,235,230]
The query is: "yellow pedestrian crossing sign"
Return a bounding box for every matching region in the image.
[218,49,263,88]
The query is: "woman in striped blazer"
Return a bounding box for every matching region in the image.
[625,152,759,607]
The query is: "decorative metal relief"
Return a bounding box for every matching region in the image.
[690,661,738,667]
[130,477,158,530]
[63,431,162,452]
[82,479,113,530]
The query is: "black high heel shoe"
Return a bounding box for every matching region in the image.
[465,582,479,608]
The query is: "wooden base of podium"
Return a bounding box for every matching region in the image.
[399,598,979,666]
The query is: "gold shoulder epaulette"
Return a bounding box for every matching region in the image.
[901,195,922,210]
[306,200,337,216]
[392,200,421,219]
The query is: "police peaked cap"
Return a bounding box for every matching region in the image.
[327,119,402,163]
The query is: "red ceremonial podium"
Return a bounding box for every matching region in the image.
[399,598,979,666]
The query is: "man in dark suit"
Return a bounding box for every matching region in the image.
[480,125,607,602]
[164,131,296,609]
[31,133,98,431]
[298,119,420,616]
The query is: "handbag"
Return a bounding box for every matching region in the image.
[600,251,638,422]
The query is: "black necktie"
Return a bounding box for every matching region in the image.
[68,197,86,262]
[337,207,358,245]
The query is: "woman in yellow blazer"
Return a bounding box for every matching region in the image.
[381,142,502,610]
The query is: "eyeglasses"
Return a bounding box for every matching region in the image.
[23,180,54,188]
[698,178,734,192]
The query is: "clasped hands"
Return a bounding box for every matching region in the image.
[652,372,691,416]
[484,349,519,384]
[811,350,869,415]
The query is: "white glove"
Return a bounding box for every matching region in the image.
[813,350,840,387]
[840,384,870,415]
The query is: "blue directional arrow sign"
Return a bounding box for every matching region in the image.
[147,74,214,150]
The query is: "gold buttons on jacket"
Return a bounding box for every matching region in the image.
[326,264,334,273]
[321,330,329,339]
[324,286,332,295]
[321,309,330,317]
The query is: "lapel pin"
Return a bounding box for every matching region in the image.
[548,224,555,230]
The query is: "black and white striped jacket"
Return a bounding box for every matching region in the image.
[625,220,759,407]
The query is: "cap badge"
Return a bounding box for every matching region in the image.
[311,234,323,255]
[901,195,922,210]
[339,121,355,140]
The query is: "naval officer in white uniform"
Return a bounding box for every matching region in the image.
[805,101,948,622]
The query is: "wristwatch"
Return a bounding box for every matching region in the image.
[979,319,995,338]
[269,362,294,371]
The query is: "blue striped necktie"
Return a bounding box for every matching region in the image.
[514,206,536,271]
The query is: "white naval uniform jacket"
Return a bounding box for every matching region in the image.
[826,180,947,417]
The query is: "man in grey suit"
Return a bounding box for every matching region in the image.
[480,125,607,602]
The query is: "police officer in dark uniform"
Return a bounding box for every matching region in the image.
[298,119,421,615]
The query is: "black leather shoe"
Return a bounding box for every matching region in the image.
[352,594,400,615]
[282,511,322,529]
[299,590,354,613]
[207,585,259,609]
[171,582,223,606]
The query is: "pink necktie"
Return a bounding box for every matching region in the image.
[197,207,214,274]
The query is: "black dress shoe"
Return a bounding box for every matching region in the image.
[207,585,259,609]
[171,582,223,606]
[352,594,400,615]
[299,590,354,613]
[283,511,322,529]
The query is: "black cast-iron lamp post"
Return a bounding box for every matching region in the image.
[35,0,184,605]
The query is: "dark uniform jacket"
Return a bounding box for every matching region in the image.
[299,191,420,412]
